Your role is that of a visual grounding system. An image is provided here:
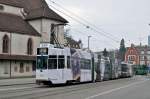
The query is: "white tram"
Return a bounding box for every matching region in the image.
[120,62,133,78]
[36,43,93,85]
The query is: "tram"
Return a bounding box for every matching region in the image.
[36,43,133,85]
[36,43,94,85]
[120,62,133,78]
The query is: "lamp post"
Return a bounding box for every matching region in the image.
[88,36,92,50]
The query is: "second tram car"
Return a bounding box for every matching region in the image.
[120,62,133,78]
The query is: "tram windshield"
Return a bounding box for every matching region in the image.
[37,56,48,69]
[121,64,128,72]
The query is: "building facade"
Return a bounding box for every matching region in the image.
[125,44,150,66]
[64,37,82,49]
[0,0,68,78]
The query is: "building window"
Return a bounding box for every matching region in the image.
[19,63,24,73]
[128,56,135,61]
[141,51,144,54]
[26,66,30,72]
[32,61,36,71]
[0,5,4,11]
[147,51,150,54]
[14,66,18,72]
[130,50,133,54]
[27,38,33,55]
[140,56,144,60]
[2,35,9,53]
[4,65,8,74]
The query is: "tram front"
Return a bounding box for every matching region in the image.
[36,47,50,85]
[36,44,71,85]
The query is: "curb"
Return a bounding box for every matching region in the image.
[0,77,35,80]
[0,83,35,87]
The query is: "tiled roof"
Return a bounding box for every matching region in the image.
[0,0,68,23]
[0,13,41,36]
[0,0,22,8]
[65,37,80,49]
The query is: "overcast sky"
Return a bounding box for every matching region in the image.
[46,0,150,51]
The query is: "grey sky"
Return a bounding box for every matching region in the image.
[46,0,150,51]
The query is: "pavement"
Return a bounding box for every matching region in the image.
[0,78,35,86]
[0,76,149,99]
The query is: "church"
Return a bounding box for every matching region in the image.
[0,0,68,78]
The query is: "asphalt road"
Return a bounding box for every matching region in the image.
[0,76,149,99]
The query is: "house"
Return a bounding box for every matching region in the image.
[64,37,82,49]
[0,0,68,78]
[125,44,150,66]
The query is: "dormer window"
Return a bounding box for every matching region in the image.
[0,5,4,11]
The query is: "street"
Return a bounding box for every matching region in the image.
[0,76,149,99]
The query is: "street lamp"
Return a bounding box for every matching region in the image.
[88,36,92,50]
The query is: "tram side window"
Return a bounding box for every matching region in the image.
[58,55,65,69]
[85,60,88,69]
[87,60,91,70]
[67,56,71,68]
[82,59,91,70]
[80,59,84,69]
[121,64,128,72]
[48,55,57,69]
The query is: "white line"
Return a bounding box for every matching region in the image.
[0,86,35,91]
[85,79,149,99]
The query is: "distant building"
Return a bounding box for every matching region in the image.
[0,0,68,78]
[148,35,150,46]
[125,44,150,66]
[64,37,82,49]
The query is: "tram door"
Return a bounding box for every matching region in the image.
[47,55,63,81]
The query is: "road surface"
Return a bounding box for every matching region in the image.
[0,76,149,99]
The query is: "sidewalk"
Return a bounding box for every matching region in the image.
[0,78,35,86]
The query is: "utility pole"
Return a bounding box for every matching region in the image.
[88,36,92,50]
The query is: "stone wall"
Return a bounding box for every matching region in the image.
[0,31,40,55]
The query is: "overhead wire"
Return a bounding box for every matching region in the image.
[47,3,120,44]
[66,25,119,49]
[48,0,121,41]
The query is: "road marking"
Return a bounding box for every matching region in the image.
[0,86,35,91]
[85,79,149,99]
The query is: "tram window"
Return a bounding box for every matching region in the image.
[49,55,57,58]
[59,55,64,58]
[80,59,84,69]
[58,59,64,69]
[83,59,91,70]
[43,57,47,69]
[48,59,57,69]
[58,55,65,69]
[37,48,48,55]
[84,60,87,69]
[37,56,47,69]
[88,60,91,69]
[67,56,70,68]
[121,64,128,72]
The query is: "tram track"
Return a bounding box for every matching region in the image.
[0,77,138,99]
